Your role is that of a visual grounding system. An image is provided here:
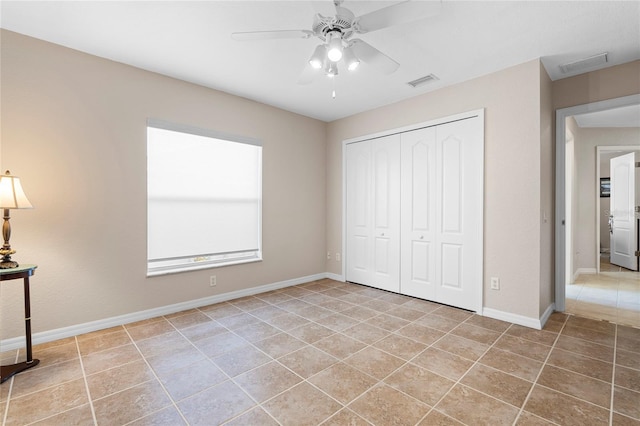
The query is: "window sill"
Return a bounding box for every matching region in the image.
[147,257,262,277]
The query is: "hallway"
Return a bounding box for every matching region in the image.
[566,256,640,327]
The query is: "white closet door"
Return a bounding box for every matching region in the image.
[346,135,400,292]
[347,112,483,311]
[400,127,437,299]
[371,135,401,292]
[346,141,373,285]
[435,117,483,311]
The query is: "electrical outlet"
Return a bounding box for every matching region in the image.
[210,275,217,287]
[336,253,341,261]
[327,251,331,260]
[490,277,500,290]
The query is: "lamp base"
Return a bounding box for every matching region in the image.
[0,248,18,268]
[1,359,40,383]
[0,260,18,269]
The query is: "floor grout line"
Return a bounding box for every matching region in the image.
[120,325,192,426]
[0,350,19,426]
[75,336,98,426]
[513,314,568,425]
[412,317,516,426]
[609,323,618,426]
[4,278,640,425]
[567,258,640,328]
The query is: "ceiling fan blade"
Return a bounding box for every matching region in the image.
[297,63,318,85]
[350,39,399,75]
[231,30,313,41]
[355,1,441,34]
[310,0,338,17]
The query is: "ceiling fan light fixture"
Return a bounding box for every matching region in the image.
[326,31,343,62]
[325,61,338,78]
[343,46,360,71]
[308,45,327,69]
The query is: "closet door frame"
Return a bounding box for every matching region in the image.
[342,109,484,313]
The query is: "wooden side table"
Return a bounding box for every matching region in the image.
[0,264,39,383]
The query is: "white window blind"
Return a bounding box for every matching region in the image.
[147,120,262,276]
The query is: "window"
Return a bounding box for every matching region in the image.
[147,119,262,276]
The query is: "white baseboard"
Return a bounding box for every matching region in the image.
[325,273,345,282]
[1,272,328,351]
[481,307,545,330]
[572,268,597,283]
[572,270,580,283]
[571,267,597,282]
[539,303,556,329]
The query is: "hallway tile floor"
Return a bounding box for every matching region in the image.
[567,257,640,328]
[2,279,639,425]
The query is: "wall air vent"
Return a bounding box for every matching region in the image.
[407,74,439,88]
[559,53,608,74]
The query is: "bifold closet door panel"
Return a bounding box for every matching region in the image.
[371,135,401,293]
[345,135,401,292]
[400,127,437,300]
[346,141,373,286]
[434,117,483,311]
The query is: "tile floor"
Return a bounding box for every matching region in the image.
[1,278,639,425]
[567,256,640,328]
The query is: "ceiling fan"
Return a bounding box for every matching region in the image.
[231,0,441,84]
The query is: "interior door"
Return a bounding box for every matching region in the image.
[400,127,437,299]
[610,152,638,270]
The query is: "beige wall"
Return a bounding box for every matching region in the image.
[327,59,545,320]
[3,31,639,340]
[0,30,327,340]
[553,61,640,110]
[573,128,640,271]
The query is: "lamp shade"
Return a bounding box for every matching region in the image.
[0,171,33,209]
[327,31,343,62]
[309,44,327,69]
[343,46,360,71]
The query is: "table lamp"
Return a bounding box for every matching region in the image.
[0,170,33,269]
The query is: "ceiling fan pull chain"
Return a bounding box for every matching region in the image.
[332,76,336,99]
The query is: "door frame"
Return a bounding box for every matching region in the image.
[342,108,484,313]
[554,94,640,312]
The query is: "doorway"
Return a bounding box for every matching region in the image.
[597,148,640,273]
[565,147,640,325]
[556,94,640,326]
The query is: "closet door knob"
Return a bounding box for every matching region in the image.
[420,235,424,240]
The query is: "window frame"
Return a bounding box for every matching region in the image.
[146,118,263,276]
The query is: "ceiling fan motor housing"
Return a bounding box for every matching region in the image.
[313,6,355,41]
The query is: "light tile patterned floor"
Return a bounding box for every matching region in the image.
[1,279,639,425]
[567,257,640,328]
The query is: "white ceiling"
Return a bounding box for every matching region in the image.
[1,1,639,122]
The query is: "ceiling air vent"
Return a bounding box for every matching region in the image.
[559,53,608,74]
[407,74,439,88]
